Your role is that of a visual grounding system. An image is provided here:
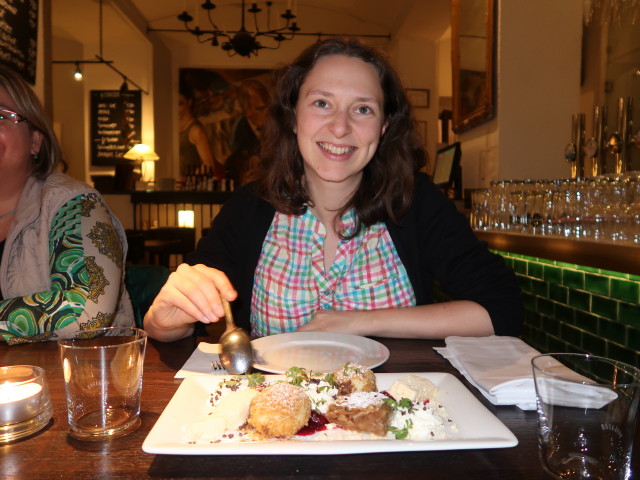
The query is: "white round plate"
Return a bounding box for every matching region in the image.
[251,332,390,374]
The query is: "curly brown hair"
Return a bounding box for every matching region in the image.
[0,65,66,179]
[255,37,426,236]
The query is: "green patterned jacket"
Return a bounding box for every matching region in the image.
[0,172,134,344]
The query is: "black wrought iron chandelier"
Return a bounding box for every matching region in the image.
[177,0,300,58]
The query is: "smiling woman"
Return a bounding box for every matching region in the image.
[143,37,523,344]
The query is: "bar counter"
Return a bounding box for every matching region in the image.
[475,230,640,276]
[474,229,640,367]
[0,336,567,480]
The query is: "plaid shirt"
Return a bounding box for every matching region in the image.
[251,209,415,337]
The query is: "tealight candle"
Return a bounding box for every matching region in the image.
[0,365,52,443]
[0,381,43,425]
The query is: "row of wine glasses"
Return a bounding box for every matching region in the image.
[470,173,640,243]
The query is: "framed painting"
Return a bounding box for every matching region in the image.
[406,88,430,109]
[179,68,273,187]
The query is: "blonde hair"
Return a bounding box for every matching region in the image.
[0,65,66,179]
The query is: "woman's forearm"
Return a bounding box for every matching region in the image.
[298,301,495,339]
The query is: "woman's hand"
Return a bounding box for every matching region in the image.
[143,263,237,342]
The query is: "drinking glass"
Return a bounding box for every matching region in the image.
[58,327,147,440]
[532,353,640,480]
[470,188,490,230]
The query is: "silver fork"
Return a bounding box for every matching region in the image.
[211,359,226,373]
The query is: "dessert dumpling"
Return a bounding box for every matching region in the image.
[325,392,391,437]
[248,382,311,438]
[333,363,376,395]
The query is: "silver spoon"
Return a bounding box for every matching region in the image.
[218,299,253,374]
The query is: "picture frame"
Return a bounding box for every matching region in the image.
[406,88,430,109]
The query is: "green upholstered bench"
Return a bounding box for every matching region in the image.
[125,265,170,328]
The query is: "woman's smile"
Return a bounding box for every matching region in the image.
[317,141,356,156]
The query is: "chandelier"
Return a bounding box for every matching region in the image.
[177,0,300,58]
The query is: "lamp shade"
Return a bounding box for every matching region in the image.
[123,144,159,162]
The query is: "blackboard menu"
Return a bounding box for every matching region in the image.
[90,90,142,166]
[0,0,38,84]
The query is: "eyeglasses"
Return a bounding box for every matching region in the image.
[0,108,29,128]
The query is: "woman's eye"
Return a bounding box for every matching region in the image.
[313,99,329,108]
[356,106,373,115]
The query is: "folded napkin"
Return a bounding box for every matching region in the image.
[435,336,539,409]
[175,342,228,378]
[435,336,616,411]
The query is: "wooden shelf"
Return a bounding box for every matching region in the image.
[475,230,640,276]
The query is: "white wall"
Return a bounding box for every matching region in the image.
[51,37,85,181]
[149,36,173,181]
[390,36,439,170]
[497,0,582,182]
[438,27,452,99]
[454,0,583,189]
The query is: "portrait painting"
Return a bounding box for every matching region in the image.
[179,67,272,187]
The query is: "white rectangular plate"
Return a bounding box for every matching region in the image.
[142,372,518,455]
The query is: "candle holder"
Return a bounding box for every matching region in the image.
[0,365,53,444]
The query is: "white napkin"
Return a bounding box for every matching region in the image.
[175,342,228,378]
[434,336,539,409]
[434,336,617,411]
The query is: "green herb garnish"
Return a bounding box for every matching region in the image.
[245,372,265,387]
[323,373,336,385]
[342,362,361,376]
[285,366,308,386]
[388,419,413,439]
[382,397,414,413]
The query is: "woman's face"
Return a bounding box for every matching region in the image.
[0,86,41,182]
[295,54,386,194]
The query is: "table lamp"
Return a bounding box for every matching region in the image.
[123,144,159,188]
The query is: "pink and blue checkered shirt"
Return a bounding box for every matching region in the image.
[251,208,416,337]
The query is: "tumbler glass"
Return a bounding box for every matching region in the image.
[532,353,640,480]
[58,327,147,440]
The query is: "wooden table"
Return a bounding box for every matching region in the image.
[1,337,635,479]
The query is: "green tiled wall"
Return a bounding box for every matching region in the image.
[495,250,640,367]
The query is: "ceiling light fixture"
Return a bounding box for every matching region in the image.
[119,77,129,94]
[73,63,83,81]
[180,0,299,58]
[148,1,390,58]
[51,0,148,94]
